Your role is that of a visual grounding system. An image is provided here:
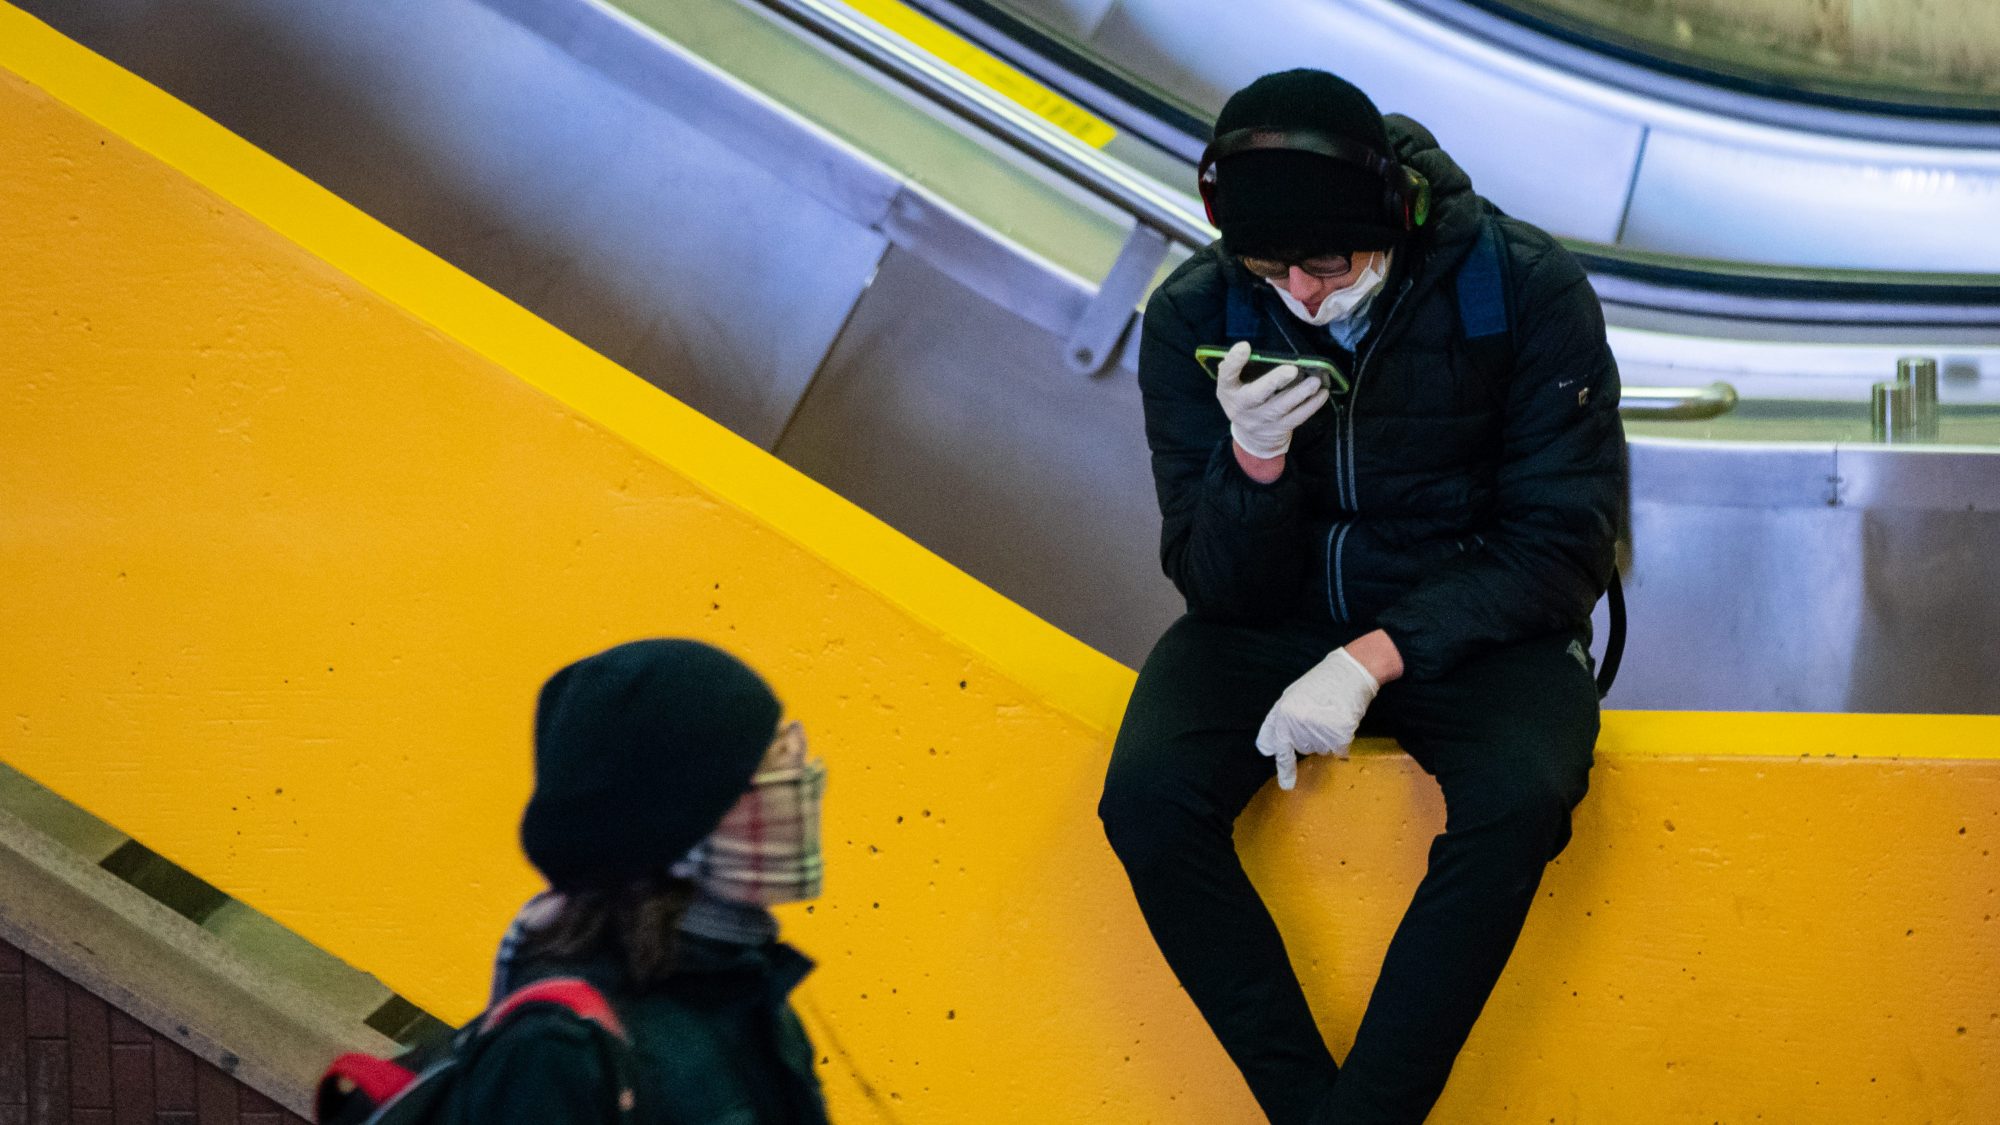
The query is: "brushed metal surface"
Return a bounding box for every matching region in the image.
[1593,502,1867,712]
[995,0,2000,272]
[1622,129,2000,273]
[1619,381,1738,420]
[1836,443,2000,511]
[21,0,891,449]
[1082,0,1645,243]
[773,247,1184,663]
[1626,440,1838,508]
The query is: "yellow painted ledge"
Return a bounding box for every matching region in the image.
[0,0,1134,735]
[5,8,2000,1122]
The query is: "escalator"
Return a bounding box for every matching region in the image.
[23,0,1999,711]
[1426,0,2000,119]
[949,0,2000,273]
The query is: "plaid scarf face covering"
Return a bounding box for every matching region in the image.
[683,722,827,907]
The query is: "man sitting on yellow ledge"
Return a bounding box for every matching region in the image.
[1099,68,1625,1124]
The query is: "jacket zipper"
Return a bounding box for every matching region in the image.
[1344,278,1416,510]
[1258,281,1412,626]
[1326,395,1350,623]
[1324,279,1417,619]
[1326,520,1354,622]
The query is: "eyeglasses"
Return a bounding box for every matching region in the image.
[1238,254,1354,281]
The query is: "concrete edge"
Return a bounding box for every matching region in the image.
[0,800,401,1117]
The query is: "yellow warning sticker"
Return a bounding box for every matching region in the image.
[844,0,1118,149]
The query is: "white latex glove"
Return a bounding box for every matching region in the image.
[1256,648,1381,790]
[1214,340,1330,459]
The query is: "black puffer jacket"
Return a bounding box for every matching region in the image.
[1138,116,1626,681]
[461,940,829,1124]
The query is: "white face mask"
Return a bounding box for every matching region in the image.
[1268,251,1392,328]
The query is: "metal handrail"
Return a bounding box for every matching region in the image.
[1619,381,1740,420]
[753,0,1218,250]
[758,0,2000,328]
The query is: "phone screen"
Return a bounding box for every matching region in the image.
[1237,358,1294,383]
[1196,350,1293,382]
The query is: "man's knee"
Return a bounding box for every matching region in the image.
[1099,768,1228,879]
[1462,759,1591,860]
[1098,771,1171,872]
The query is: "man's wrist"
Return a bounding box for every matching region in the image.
[1345,629,1404,684]
[1233,441,1286,483]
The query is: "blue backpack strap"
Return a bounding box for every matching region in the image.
[1455,214,1514,376]
[1224,273,1259,342]
[1453,212,1629,700]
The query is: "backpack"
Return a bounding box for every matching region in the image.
[1451,214,1629,700]
[1224,212,1628,698]
[315,978,638,1125]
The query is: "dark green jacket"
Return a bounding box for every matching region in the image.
[1138,115,1626,680]
[459,936,829,1125]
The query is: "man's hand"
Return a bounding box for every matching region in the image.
[1215,340,1328,463]
[1256,647,1380,791]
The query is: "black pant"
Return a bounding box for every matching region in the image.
[1099,616,1598,1124]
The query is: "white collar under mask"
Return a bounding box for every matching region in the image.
[1267,251,1393,339]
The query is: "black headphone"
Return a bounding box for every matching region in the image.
[1197,127,1432,233]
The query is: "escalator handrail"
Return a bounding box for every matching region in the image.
[754,0,1218,250]
[1572,248,2000,304]
[901,0,1215,154]
[894,0,2000,315]
[758,0,2000,322]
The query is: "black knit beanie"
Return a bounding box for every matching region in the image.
[1210,69,1403,260]
[520,639,782,891]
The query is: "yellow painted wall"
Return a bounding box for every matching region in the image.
[2,8,1998,1121]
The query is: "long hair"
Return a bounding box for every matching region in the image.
[514,876,699,989]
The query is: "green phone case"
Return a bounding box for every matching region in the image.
[1194,346,1350,395]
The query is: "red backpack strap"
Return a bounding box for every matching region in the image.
[483,977,628,1042]
[314,1053,418,1122]
[481,977,638,1120]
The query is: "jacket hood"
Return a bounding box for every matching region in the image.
[1383,114,1487,277]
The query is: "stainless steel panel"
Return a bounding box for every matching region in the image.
[774,247,1181,664]
[1627,439,1836,508]
[24,0,890,448]
[876,188,1092,340]
[1836,443,2000,511]
[1594,504,1865,712]
[1600,439,2000,712]
[1845,508,2000,713]
[1621,128,2000,273]
[486,0,905,229]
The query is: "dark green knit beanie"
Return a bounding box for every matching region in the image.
[520,639,781,891]
[1210,69,1403,260]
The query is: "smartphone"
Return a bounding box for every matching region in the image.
[1194,345,1349,395]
